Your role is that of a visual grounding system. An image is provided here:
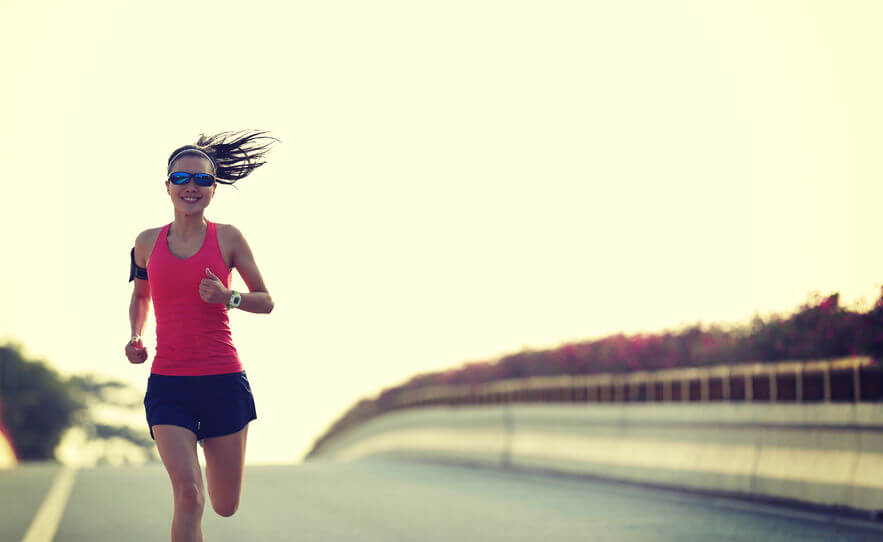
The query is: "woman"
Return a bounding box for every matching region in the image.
[125,129,278,541]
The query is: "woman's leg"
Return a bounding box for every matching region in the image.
[202,422,249,517]
[153,424,205,542]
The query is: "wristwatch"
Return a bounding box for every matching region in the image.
[226,290,242,310]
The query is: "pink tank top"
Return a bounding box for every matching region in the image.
[146,219,243,376]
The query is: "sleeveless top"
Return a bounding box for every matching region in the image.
[146,219,243,376]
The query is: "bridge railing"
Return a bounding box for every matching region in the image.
[313,356,881,455]
[389,356,878,408]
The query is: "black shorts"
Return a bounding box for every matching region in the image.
[144,370,257,446]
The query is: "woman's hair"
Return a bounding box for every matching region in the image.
[167,129,280,190]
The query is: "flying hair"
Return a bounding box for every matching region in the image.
[167,129,281,191]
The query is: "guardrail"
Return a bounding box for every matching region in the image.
[308,402,883,515]
[389,356,879,407]
[309,356,883,514]
[313,356,881,456]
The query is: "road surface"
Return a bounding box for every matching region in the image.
[2,457,881,541]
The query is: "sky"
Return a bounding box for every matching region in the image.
[1,0,881,466]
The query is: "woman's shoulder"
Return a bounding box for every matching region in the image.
[214,223,244,270]
[215,222,245,242]
[135,225,165,245]
[133,225,167,264]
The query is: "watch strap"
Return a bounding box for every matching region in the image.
[226,290,242,309]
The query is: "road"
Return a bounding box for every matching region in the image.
[2,457,881,541]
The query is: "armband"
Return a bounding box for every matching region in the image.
[129,247,148,282]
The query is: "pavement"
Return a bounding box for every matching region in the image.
[2,457,882,541]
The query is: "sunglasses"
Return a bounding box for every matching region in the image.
[168,171,216,187]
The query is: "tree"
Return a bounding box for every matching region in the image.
[0,341,155,463]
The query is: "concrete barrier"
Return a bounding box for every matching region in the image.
[309,403,883,514]
[310,406,507,467]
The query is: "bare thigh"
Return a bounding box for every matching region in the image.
[153,424,204,494]
[203,422,249,517]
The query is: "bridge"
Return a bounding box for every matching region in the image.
[2,356,883,540]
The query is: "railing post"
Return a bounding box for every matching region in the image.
[722,367,731,401]
[769,366,777,403]
[796,363,803,403]
[823,364,831,403]
[854,360,861,403]
[745,370,753,402]
[701,369,709,402]
[647,373,655,402]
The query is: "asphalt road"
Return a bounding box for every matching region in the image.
[2,457,882,541]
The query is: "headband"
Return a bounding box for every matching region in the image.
[167,148,217,175]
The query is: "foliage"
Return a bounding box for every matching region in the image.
[0,342,84,460]
[0,341,154,462]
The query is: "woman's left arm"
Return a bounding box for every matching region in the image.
[229,225,275,314]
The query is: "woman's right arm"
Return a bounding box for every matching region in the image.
[126,232,151,364]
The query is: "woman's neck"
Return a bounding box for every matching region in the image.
[170,213,207,239]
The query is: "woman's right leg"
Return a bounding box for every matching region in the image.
[153,424,205,542]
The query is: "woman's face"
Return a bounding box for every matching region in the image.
[166,155,216,215]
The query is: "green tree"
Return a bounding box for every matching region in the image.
[0,340,154,463]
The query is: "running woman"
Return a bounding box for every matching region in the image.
[125,129,278,542]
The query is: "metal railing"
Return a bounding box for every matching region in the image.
[387,356,878,407]
[309,356,881,457]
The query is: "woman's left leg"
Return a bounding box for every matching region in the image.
[202,422,249,517]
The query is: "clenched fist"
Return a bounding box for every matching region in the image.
[199,267,230,304]
[126,337,148,364]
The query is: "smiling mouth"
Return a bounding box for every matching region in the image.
[181,197,201,203]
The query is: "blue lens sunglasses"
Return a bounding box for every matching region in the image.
[168,171,216,186]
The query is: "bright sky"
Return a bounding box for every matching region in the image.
[1,0,881,466]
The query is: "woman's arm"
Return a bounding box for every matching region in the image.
[130,232,152,336]
[229,225,274,314]
[130,292,151,337]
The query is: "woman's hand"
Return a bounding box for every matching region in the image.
[199,267,231,305]
[126,337,148,364]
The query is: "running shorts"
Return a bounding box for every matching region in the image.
[144,370,257,446]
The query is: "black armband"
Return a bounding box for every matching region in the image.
[130,247,148,282]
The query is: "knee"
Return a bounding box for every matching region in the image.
[212,499,239,517]
[174,483,205,513]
